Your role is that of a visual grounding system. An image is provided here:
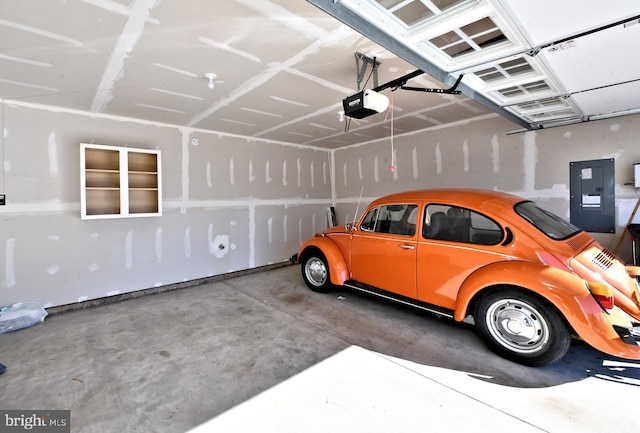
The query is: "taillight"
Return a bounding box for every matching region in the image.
[587,282,614,311]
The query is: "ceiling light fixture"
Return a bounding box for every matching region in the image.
[205,72,217,90]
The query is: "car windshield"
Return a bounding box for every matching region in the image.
[515,201,582,240]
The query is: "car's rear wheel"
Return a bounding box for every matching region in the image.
[474,289,571,367]
[301,251,332,293]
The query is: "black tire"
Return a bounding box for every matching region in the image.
[474,289,571,367]
[300,251,333,293]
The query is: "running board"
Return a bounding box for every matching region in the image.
[343,281,454,319]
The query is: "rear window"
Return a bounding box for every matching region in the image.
[515,201,582,240]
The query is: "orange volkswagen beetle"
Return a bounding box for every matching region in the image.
[294,189,640,366]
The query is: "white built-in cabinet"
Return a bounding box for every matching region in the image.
[80,143,162,219]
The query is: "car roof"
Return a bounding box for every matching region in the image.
[370,189,527,213]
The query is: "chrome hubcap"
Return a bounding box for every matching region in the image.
[305,258,327,287]
[485,299,549,353]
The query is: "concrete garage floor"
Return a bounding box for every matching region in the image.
[1,264,639,432]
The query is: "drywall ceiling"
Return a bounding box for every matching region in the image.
[0,1,638,150]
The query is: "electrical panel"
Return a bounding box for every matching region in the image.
[569,158,615,233]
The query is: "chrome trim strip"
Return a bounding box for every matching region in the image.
[343,283,454,319]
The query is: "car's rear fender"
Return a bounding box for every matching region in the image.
[455,261,593,332]
[454,261,640,359]
[298,236,349,285]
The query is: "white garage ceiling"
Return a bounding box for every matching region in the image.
[0,0,638,149]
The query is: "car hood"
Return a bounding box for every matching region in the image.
[321,225,351,236]
[569,239,640,319]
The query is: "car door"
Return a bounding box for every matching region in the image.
[349,203,419,298]
[417,203,508,309]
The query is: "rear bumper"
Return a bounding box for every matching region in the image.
[613,324,640,346]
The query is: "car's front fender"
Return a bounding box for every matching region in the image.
[298,235,349,285]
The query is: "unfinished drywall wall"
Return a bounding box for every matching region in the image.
[0,101,332,308]
[333,113,640,262]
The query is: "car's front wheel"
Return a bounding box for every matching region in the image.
[474,288,571,367]
[300,251,332,293]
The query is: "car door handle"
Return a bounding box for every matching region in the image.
[398,243,415,250]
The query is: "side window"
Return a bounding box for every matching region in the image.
[360,204,417,236]
[360,207,378,231]
[469,211,503,245]
[423,204,502,245]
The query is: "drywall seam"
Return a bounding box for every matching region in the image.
[155,227,163,263]
[523,131,537,192]
[47,131,59,178]
[249,205,256,268]
[491,133,500,173]
[0,202,78,215]
[4,238,16,288]
[343,162,347,187]
[0,18,82,46]
[235,0,327,39]
[125,230,134,269]
[189,25,352,131]
[332,113,501,151]
[255,104,342,139]
[266,160,273,183]
[206,161,213,189]
[162,197,331,209]
[298,217,303,246]
[310,161,315,188]
[81,0,160,24]
[283,214,288,243]
[374,156,379,183]
[250,160,256,184]
[392,148,399,180]
[463,140,469,172]
[0,199,332,216]
[282,66,352,94]
[282,160,288,186]
[1,99,4,191]
[330,150,337,208]
[184,226,192,258]
[91,0,159,112]
[2,99,332,152]
[180,128,190,207]
[198,37,261,63]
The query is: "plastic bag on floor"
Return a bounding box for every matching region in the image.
[0,301,48,335]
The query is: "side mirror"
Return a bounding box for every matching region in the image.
[345,223,357,232]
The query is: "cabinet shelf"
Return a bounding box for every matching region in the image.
[80,144,162,219]
[87,186,120,191]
